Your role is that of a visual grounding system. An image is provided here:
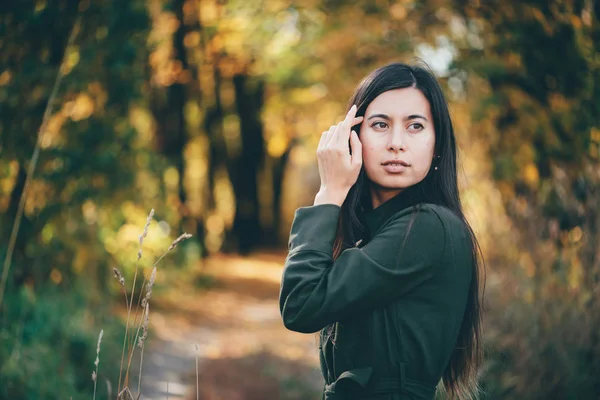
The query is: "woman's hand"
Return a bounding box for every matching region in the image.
[314,104,363,206]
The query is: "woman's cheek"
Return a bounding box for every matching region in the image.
[361,144,373,162]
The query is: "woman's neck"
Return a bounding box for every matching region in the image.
[370,186,404,209]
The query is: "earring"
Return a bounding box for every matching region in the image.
[434,166,438,171]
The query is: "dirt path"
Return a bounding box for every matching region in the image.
[135,252,322,400]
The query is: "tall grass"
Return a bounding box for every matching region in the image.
[92,209,192,400]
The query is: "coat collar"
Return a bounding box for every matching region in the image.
[363,183,427,237]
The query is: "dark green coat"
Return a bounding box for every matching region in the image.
[279,190,473,399]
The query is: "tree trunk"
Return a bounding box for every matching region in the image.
[151,0,199,248]
[270,139,296,247]
[172,0,188,210]
[231,73,265,254]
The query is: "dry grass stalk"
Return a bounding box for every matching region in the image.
[132,232,192,325]
[119,208,154,393]
[169,232,192,251]
[141,267,156,308]
[126,232,193,364]
[138,303,149,348]
[92,329,103,400]
[128,266,155,347]
[136,303,150,396]
[125,232,193,389]
[114,210,192,396]
[113,268,125,287]
[128,209,155,353]
[126,269,155,385]
[117,386,135,400]
[136,346,146,396]
[106,379,112,400]
[114,267,130,394]
[0,12,82,312]
[195,343,200,400]
[138,209,154,260]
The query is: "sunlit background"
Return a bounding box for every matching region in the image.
[1,0,599,399]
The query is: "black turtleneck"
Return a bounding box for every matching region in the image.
[279,191,473,400]
[363,184,428,238]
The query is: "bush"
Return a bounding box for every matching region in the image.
[0,284,122,400]
[480,293,600,399]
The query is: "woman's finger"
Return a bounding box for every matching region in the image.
[337,105,357,144]
[327,122,343,147]
[318,130,328,150]
[346,104,358,126]
[324,125,336,147]
[350,130,362,168]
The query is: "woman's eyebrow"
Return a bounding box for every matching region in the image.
[366,113,391,121]
[366,113,429,122]
[406,114,428,122]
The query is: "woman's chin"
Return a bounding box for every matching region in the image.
[371,177,411,191]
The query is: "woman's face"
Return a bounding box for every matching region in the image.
[359,87,436,207]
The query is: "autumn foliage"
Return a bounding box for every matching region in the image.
[1,0,599,398]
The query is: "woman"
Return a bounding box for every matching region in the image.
[279,62,484,399]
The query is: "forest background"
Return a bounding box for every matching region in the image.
[1,0,600,399]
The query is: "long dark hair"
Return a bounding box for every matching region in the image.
[333,62,485,399]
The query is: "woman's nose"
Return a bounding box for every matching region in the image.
[387,129,404,151]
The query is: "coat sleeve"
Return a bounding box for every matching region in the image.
[279,203,446,333]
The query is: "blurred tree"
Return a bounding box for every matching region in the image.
[180,0,281,252]
[231,72,265,253]
[446,0,600,397]
[0,1,153,398]
[449,0,600,300]
[149,0,206,252]
[0,0,150,294]
[167,0,450,252]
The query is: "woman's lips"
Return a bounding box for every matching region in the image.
[382,163,407,173]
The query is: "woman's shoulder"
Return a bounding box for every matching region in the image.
[418,204,470,242]
[388,203,466,234]
[421,203,462,223]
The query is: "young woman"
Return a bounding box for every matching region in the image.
[279,62,484,399]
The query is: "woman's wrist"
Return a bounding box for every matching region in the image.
[313,188,348,207]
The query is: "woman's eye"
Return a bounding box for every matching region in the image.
[409,123,424,131]
[372,121,388,129]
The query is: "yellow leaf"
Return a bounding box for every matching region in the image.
[569,226,583,243]
[50,268,63,284]
[164,167,180,190]
[390,4,407,20]
[184,31,201,47]
[0,70,11,86]
[568,257,583,290]
[65,93,94,121]
[267,134,288,157]
[591,127,600,143]
[61,47,80,75]
[523,163,539,187]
